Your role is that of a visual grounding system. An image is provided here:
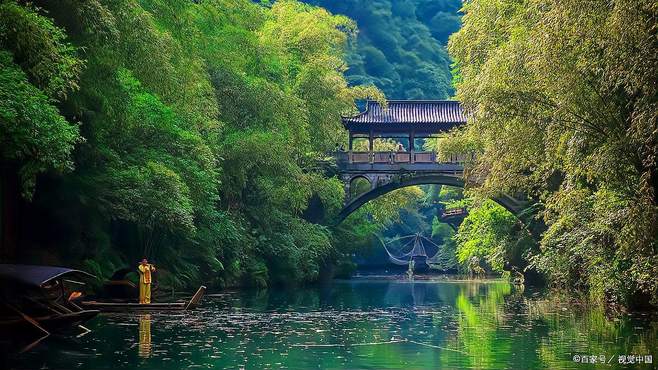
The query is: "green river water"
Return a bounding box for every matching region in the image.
[8,276,658,369]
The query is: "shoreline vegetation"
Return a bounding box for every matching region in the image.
[1,0,656,312]
[447,0,658,310]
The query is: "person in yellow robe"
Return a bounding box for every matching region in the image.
[138,258,156,304]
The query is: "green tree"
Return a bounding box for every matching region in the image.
[0,2,82,196]
[305,0,461,99]
[449,0,658,306]
[0,0,390,288]
[454,200,531,273]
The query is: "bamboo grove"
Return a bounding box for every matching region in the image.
[1,0,657,309]
[449,0,658,308]
[0,0,390,289]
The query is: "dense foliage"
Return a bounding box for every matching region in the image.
[0,0,387,288]
[0,2,81,197]
[305,0,461,99]
[3,0,655,312]
[454,200,534,274]
[449,0,658,307]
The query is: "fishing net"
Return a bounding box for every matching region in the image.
[379,234,441,266]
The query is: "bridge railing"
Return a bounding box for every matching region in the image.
[372,152,391,163]
[350,152,370,163]
[395,152,411,163]
[413,152,435,163]
[333,151,466,165]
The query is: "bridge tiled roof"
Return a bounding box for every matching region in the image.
[342,100,467,126]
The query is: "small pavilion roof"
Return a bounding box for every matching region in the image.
[342,100,467,128]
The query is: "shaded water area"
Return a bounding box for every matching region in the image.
[8,276,658,369]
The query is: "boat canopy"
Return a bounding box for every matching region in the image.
[0,264,94,289]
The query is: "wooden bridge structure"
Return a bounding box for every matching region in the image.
[333,100,527,222]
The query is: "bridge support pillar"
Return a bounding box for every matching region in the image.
[409,130,415,164]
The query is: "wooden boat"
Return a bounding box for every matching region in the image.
[81,285,206,312]
[0,264,100,336]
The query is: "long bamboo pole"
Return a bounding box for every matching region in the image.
[5,303,51,336]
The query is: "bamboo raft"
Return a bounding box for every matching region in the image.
[81,285,206,312]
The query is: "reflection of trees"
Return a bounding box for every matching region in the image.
[210,281,658,369]
[442,282,658,369]
[16,280,658,369]
[528,297,658,368]
[441,281,513,369]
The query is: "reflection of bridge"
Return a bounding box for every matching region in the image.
[334,100,527,222]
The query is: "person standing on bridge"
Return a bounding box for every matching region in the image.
[138,258,156,304]
[397,143,405,152]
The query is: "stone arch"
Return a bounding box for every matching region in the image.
[335,174,526,224]
[348,175,373,199]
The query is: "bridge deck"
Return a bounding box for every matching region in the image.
[337,162,463,173]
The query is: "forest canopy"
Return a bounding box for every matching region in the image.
[0,0,388,288]
[305,0,462,99]
[449,0,658,307]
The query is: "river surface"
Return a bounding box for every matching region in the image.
[8,276,658,369]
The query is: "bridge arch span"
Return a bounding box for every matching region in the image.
[335,174,525,224]
[348,175,373,198]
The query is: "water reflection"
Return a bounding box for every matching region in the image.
[138,314,152,358]
[10,277,658,370]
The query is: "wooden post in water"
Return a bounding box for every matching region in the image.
[185,285,207,310]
